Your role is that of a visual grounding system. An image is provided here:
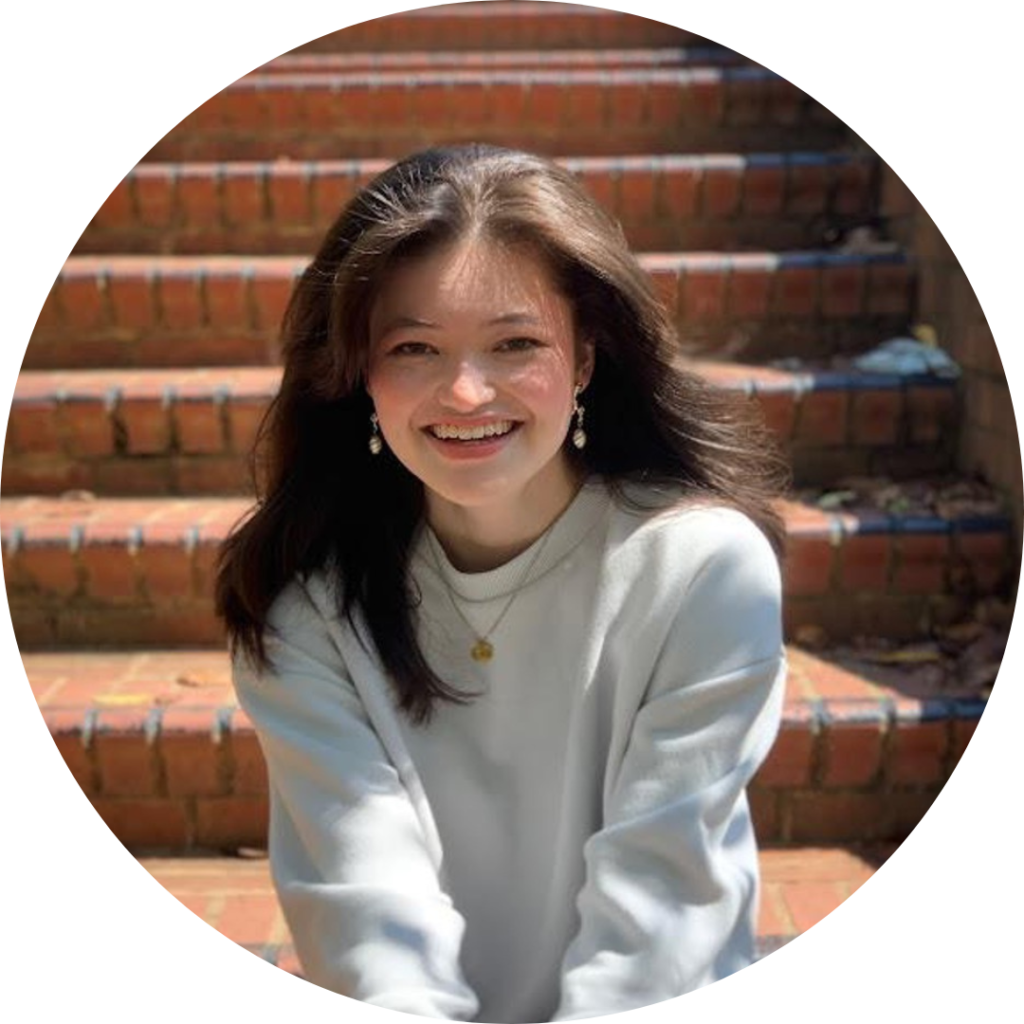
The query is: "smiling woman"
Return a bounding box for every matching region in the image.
[215,144,790,1022]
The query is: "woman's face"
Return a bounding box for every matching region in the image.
[366,237,593,519]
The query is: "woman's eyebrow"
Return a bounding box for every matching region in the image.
[487,312,542,326]
[377,315,441,335]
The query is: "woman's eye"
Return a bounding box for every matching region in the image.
[498,336,542,352]
[389,342,434,356]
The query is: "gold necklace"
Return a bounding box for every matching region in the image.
[426,526,556,662]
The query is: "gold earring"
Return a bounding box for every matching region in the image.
[369,412,383,455]
[571,385,587,450]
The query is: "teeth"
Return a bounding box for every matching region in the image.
[430,421,514,441]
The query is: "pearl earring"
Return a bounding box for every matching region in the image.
[571,385,587,450]
[368,412,383,455]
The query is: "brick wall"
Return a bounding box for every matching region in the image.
[881,163,1023,586]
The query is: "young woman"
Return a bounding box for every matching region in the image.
[217,144,789,1023]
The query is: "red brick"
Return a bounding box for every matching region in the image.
[702,166,741,216]
[205,274,250,330]
[195,797,269,849]
[646,79,681,126]
[950,718,979,763]
[34,287,63,332]
[135,172,175,228]
[565,81,605,129]
[767,77,803,126]
[45,708,97,795]
[743,165,785,215]
[683,267,727,320]
[61,400,116,457]
[748,788,780,843]
[178,170,221,227]
[411,81,450,124]
[786,162,829,215]
[161,707,226,798]
[81,543,139,600]
[838,532,892,591]
[753,390,795,440]
[138,543,195,599]
[774,266,819,316]
[795,390,849,445]
[17,546,80,596]
[661,165,699,219]
[893,533,949,594]
[784,535,835,596]
[93,798,190,849]
[608,81,643,129]
[618,168,656,222]
[175,401,225,454]
[223,170,265,226]
[888,718,949,785]
[907,386,957,444]
[92,180,134,229]
[8,402,62,454]
[228,399,270,455]
[850,389,902,446]
[648,267,679,321]
[121,397,172,454]
[528,81,566,130]
[61,274,107,330]
[93,708,158,798]
[231,725,268,796]
[789,791,890,843]
[821,713,885,787]
[312,169,355,223]
[728,265,772,318]
[691,76,725,123]
[833,160,874,216]
[821,263,866,317]
[251,276,294,333]
[108,273,155,332]
[268,167,311,225]
[867,262,911,315]
[885,790,940,839]
[159,272,205,332]
[755,720,816,787]
[263,87,305,134]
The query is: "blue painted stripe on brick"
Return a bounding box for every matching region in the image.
[954,515,1012,533]
[894,698,956,724]
[725,66,779,82]
[787,151,838,166]
[894,517,951,534]
[745,153,787,168]
[950,698,988,720]
[777,251,823,268]
[844,515,898,536]
[849,373,906,390]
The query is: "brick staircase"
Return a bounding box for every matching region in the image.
[3,1,1009,976]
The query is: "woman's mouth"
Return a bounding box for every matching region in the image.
[427,420,517,442]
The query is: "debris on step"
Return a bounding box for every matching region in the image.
[766,324,961,378]
[792,597,1014,701]
[798,474,1007,520]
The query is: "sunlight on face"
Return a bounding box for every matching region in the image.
[366,237,594,520]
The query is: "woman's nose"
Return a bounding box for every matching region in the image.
[439,359,496,409]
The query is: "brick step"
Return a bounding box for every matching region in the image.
[289,3,709,53]
[2,493,1010,648]
[78,153,877,257]
[29,251,912,369]
[29,644,980,848]
[137,846,892,966]
[254,46,748,75]
[144,67,844,163]
[2,364,957,497]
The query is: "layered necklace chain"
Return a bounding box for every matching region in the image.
[426,526,556,663]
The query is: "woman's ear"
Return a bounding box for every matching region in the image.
[576,337,596,390]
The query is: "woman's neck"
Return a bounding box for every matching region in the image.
[426,466,587,573]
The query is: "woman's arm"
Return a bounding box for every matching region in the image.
[232,580,480,1020]
[553,513,786,1020]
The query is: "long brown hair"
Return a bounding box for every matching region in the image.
[216,144,789,723]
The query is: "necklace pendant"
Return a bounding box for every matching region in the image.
[470,638,494,662]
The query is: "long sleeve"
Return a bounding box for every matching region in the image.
[553,513,786,1020]
[231,579,480,1020]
